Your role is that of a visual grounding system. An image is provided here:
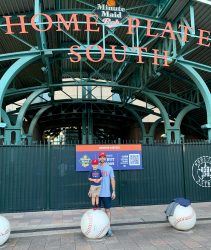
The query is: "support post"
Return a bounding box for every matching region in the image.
[88,107,93,144]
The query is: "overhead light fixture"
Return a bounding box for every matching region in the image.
[41,66,48,72]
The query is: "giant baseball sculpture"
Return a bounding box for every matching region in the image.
[0,216,10,246]
[81,209,110,239]
[168,205,196,231]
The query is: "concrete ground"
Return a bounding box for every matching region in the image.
[1,202,211,250]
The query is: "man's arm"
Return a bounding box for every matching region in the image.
[111,177,116,200]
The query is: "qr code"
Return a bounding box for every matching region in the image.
[129,154,140,166]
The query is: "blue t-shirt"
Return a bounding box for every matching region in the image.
[89,169,102,186]
[98,164,115,197]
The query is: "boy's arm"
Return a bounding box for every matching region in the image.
[88,176,97,182]
[97,170,103,182]
[96,177,102,183]
[88,171,95,182]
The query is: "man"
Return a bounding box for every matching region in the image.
[98,152,116,237]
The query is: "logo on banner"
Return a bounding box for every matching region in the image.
[95,0,128,28]
[192,156,211,187]
[79,155,91,168]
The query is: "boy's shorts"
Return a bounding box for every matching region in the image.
[90,185,101,198]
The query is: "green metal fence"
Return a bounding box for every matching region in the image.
[0,143,211,212]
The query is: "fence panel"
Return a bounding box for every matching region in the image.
[183,143,211,202]
[0,143,211,213]
[49,145,90,209]
[0,146,47,212]
[121,144,185,206]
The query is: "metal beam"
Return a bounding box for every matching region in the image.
[0,54,41,122]
[34,0,53,97]
[174,105,198,128]
[176,60,211,140]
[177,58,211,73]
[0,50,40,61]
[145,89,200,107]
[15,88,48,128]
[125,106,147,139]
[27,105,52,138]
[1,109,11,126]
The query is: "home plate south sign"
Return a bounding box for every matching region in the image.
[94,0,128,29]
[192,156,211,187]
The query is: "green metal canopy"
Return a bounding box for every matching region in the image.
[0,0,211,144]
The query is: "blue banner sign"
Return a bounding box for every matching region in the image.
[76,144,143,171]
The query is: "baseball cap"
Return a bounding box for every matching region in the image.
[92,159,99,165]
[99,152,106,157]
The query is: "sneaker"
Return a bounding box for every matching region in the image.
[106,228,113,237]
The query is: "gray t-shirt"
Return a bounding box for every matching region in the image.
[98,163,115,197]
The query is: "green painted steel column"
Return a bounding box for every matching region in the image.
[82,106,87,144]
[82,86,86,99]
[177,59,211,141]
[3,129,12,145]
[0,109,11,143]
[125,106,147,141]
[1,109,11,126]
[27,136,33,144]
[87,86,92,99]
[166,128,180,143]
[88,107,93,144]
[15,129,22,145]
[3,128,21,145]
[173,105,198,143]
[143,92,172,143]
[146,117,162,143]
[142,135,154,144]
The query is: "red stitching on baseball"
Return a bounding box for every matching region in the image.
[174,211,194,226]
[95,223,110,238]
[84,213,93,236]
[0,229,9,236]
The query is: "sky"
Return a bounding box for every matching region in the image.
[195,0,211,5]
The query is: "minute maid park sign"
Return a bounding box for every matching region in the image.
[95,0,128,28]
[1,0,210,66]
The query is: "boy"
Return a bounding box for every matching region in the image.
[88,159,102,209]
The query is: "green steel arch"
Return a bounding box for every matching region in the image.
[176,61,211,141]
[27,105,52,144]
[0,0,211,144]
[0,54,40,122]
[15,88,48,128]
[0,109,11,127]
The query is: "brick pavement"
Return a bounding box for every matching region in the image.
[1,222,211,250]
[0,202,211,250]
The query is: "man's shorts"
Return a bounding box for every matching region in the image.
[90,185,101,198]
[99,197,112,209]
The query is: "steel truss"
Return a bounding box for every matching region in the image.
[0,0,211,144]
